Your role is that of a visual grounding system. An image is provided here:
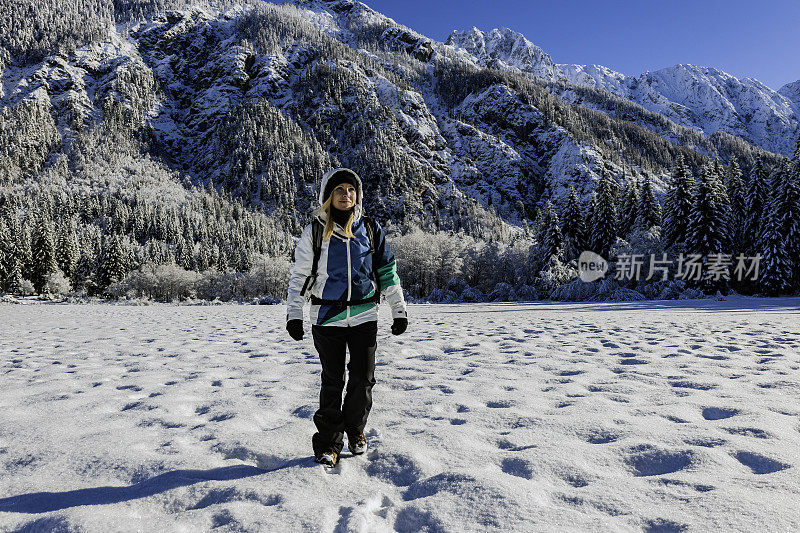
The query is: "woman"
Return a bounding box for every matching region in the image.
[286,168,408,467]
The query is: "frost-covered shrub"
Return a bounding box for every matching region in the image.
[678,286,707,299]
[462,240,533,293]
[460,286,484,302]
[488,282,517,302]
[109,263,200,301]
[44,270,72,295]
[534,255,577,294]
[514,284,539,302]
[392,230,468,298]
[18,279,35,296]
[597,288,646,301]
[550,279,602,301]
[445,277,469,295]
[639,279,686,300]
[254,295,282,305]
[610,226,663,259]
[427,288,459,303]
[195,270,246,301]
[245,254,291,299]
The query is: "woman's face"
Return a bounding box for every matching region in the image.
[332,184,357,210]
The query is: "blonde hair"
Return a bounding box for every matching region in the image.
[315,196,355,240]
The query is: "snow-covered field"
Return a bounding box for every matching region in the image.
[1,298,799,532]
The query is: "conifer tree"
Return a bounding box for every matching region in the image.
[101,234,129,288]
[758,192,793,296]
[31,213,58,293]
[560,186,585,262]
[770,160,800,290]
[0,230,24,294]
[688,164,729,256]
[589,172,618,258]
[0,207,26,294]
[618,178,640,237]
[18,225,34,285]
[791,133,800,288]
[688,164,730,292]
[725,158,747,253]
[743,158,769,254]
[540,200,563,261]
[638,175,662,229]
[56,219,79,280]
[663,156,695,250]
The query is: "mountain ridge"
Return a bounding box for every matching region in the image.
[446,26,799,156]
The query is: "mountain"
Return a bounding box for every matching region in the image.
[446,26,800,156]
[0,0,787,235]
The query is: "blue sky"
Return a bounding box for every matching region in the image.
[283,0,800,90]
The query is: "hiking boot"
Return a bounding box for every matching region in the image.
[348,433,367,455]
[315,451,338,467]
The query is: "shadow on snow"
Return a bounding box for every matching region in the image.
[0,459,311,514]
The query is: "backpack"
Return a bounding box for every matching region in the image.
[298,215,380,307]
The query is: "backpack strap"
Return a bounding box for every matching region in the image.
[300,218,323,297]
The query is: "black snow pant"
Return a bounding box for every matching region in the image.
[311,320,378,457]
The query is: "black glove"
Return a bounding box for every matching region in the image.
[287,319,304,341]
[391,317,408,336]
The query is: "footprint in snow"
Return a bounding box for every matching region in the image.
[486,400,514,408]
[701,407,739,420]
[365,451,422,487]
[643,517,689,533]
[623,445,696,477]
[722,427,772,439]
[684,437,726,448]
[187,487,281,510]
[557,468,591,488]
[583,429,619,445]
[733,451,790,474]
[393,506,446,533]
[500,457,534,479]
[291,405,315,419]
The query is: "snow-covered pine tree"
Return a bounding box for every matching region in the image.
[662,156,695,251]
[0,205,26,294]
[711,159,732,251]
[743,157,769,254]
[30,212,59,294]
[688,163,730,292]
[560,186,585,262]
[618,177,640,238]
[724,158,747,252]
[589,172,618,258]
[540,200,563,261]
[638,175,661,229]
[792,133,800,289]
[100,234,129,289]
[0,219,11,292]
[770,160,800,290]
[56,219,79,281]
[758,190,793,296]
[18,224,34,286]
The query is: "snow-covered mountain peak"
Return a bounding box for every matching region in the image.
[446,26,556,79]
[446,25,799,155]
[779,79,800,107]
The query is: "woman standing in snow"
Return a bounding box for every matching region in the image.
[286,168,408,467]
